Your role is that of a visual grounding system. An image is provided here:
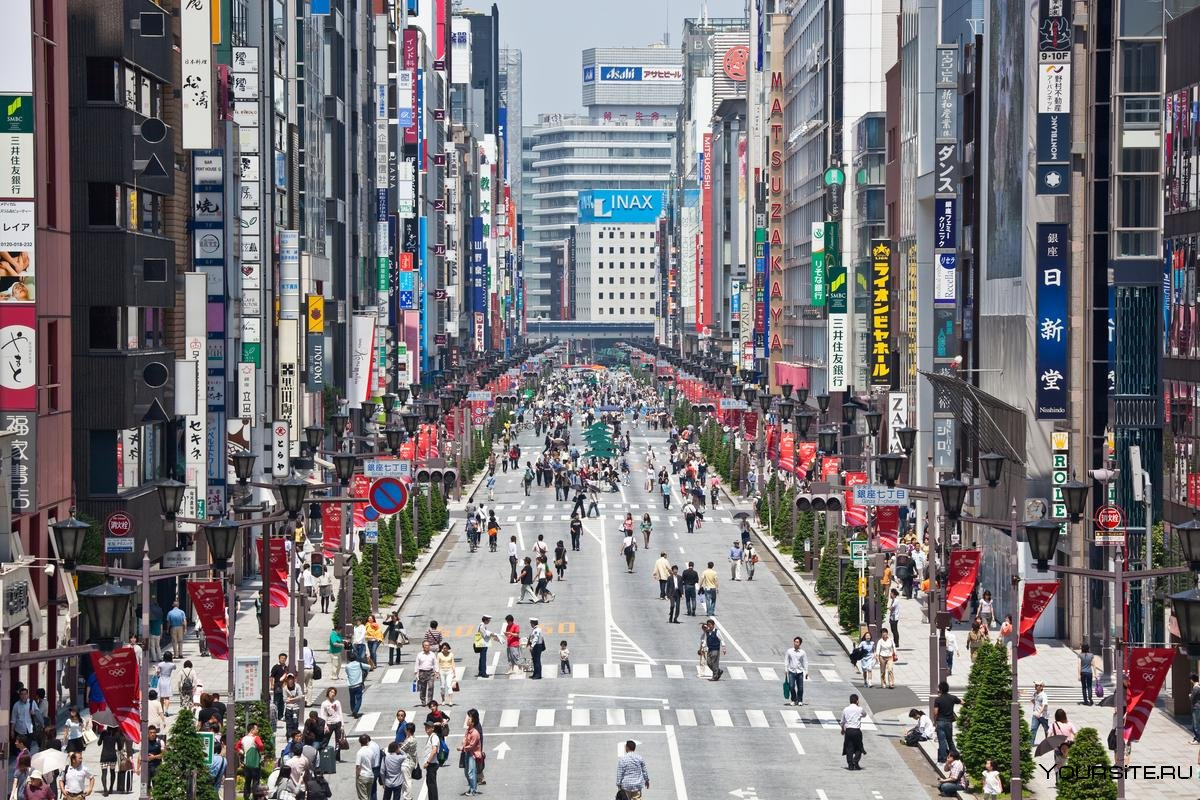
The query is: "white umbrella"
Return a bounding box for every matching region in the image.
[31,749,69,775]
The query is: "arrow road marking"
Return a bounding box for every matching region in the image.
[492,742,510,760]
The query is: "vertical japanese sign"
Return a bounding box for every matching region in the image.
[828,310,848,392]
[1035,0,1073,196]
[180,273,208,529]
[753,226,767,363]
[305,294,325,392]
[1051,430,1070,534]
[279,230,300,320]
[181,0,213,150]
[699,133,713,333]
[230,46,263,367]
[810,222,826,307]
[1035,224,1070,418]
[870,240,894,387]
[194,151,226,513]
[825,221,845,312]
[767,26,786,377]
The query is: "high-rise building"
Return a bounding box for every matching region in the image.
[573,189,665,322]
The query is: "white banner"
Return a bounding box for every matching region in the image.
[237,362,256,420]
[348,315,376,408]
[828,313,848,392]
[887,391,909,453]
[271,420,290,478]
[181,0,213,149]
[279,229,300,319]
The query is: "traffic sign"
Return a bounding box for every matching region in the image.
[850,538,868,569]
[104,537,135,555]
[852,485,909,506]
[719,398,749,411]
[105,512,133,536]
[364,459,411,479]
[369,477,409,515]
[364,522,379,545]
[1095,504,1124,530]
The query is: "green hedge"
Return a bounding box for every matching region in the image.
[956,640,1035,787]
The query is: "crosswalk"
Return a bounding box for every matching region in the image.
[913,685,1082,704]
[374,662,842,684]
[473,503,738,526]
[354,704,879,733]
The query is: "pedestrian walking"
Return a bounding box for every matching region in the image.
[666,566,683,623]
[1030,681,1050,743]
[503,616,521,675]
[457,713,482,796]
[384,612,407,667]
[979,589,995,628]
[507,536,519,583]
[166,600,187,657]
[681,562,699,616]
[855,632,876,687]
[944,627,959,676]
[554,540,568,580]
[966,618,986,663]
[1049,709,1076,772]
[472,616,499,678]
[615,740,650,800]
[621,531,638,573]
[932,681,961,762]
[1078,642,1096,705]
[319,688,344,761]
[640,513,653,548]
[682,501,697,533]
[345,654,369,718]
[517,557,537,603]
[699,562,719,616]
[354,734,377,800]
[660,479,671,509]
[700,619,725,681]
[651,552,672,598]
[569,514,583,551]
[888,589,901,650]
[527,619,546,679]
[742,543,758,580]
[236,723,265,800]
[523,462,534,496]
[876,630,897,688]
[436,643,457,706]
[728,541,743,581]
[839,694,866,770]
[329,629,345,681]
[414,641,437,707]
[784,637,808,705]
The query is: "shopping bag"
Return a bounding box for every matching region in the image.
[698,593,707,613]
[783,678,791,700]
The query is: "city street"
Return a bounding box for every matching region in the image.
[322,418,936,800]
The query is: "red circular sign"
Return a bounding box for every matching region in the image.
[722,45,749,82]
[1095,505,1124,531]
[105,511,133,536]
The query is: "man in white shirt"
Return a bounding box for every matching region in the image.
[11,687,38,747]
[353,620,368,662]
[414,641,438,706]
[300,639,317,703]
[839,694,866,770]
[507,537,520,583]
[59,752,95,799]
[784,637,809,706]
[1030,681,1050,743]
[354,734,379,800]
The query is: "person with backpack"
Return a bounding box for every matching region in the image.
[486,514,500,553]
[236,722,265,800]
[620,531,638,574]
[176,660,198,710]
[419,719,445,800]
[522,463,534,496]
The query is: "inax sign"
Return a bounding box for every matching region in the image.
[594,65,682,82]
[577,189,665,224]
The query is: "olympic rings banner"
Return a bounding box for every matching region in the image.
[187,580,229,659]
[88,646,142,743]
[946,549,981,621]
[256,536,289,607]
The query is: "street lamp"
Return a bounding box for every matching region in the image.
[878,453,905,488]
[980,452,1005,488]
[333,453,358,485]
[841,401,858,426]
[233,451,257,485]
[1174,516,1200,570]
[938,478,969,520]
[202,519,242,573]
[795,386,809,407]
[778,399,795,424]
[1169,590,1200,656]
[864,409,883,437]
[743,385,758,406]
[397,386,411,406]
[817,428,837,455]
[795,411,816,440]
[382,393,398,416]
[384,426,404,453]
[50,516,90,570]
[402,412,420,436]
[1062,479,1090,523]
[896,426,918,456]
[731,378,744,400]
[1024,519,1063,573]
[815,393,830,415]
[156,479,186,518]
[780,382,793,400]
[304,425,325,454]
[276,477,310,517]
[423,399,441,423]
[79,583,134,653]
[758,393,772,414]
[331,411,350,440]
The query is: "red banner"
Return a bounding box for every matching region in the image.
[843,472,868,527]
[1124,647,1176,742]
[875,505,900,551]
[946,549,981,621]
[743,411,758,437]
[187,580,229,660]
[820,456,841,481]
[256,536,289,608]
[321,503,342,557]
[1016,581,1058,659]
[778,431,795,474]
[798,442,817,477]
[89,647,142,743]
[1189,473,1200,507]
[766,424,780,462]
[351,473,372,528]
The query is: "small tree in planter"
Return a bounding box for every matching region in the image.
[956,640,1035,787]
[837,557,862,635]
[1054,727,1116,800]
[151,707,218,800]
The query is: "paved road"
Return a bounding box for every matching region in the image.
[324,416,936,800]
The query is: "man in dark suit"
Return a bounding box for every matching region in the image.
[666,565,683,623]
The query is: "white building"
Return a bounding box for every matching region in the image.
[574,189,665,321]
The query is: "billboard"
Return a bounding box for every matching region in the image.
[577,190,665,224]
[593,65,682,82]
[1035,224,1069,418]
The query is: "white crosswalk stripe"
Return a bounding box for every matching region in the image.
[607,708,626,725]
[746,710,769,728]
[820,669,842,683]
[640,709,661,726]
[535,709,555,727]
[665,664,684,679]
[498,709,520,728]
[675,709,697,726]
[758,667,779,681]
[634,664,652,678]
[815,710,840,730]
[572,708,590,727]
[604,663,621,678]
[727,666,747,680]
[711,709,733,727]
[780,709,805,728]
[382,667,405,684]
[354,712,380,733]
[573,663,590,679]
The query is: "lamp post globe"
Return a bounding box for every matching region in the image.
[1175,516,1200,571]
[817,428,838,455]
[780,382,794,400]
[362,400,378,423]
[795,386,809,407]
[381,393,398,415]
[939,478,968,520]
[815,393,831,414]
[1169,589,1200,656]
[384,426,404,453]
[1023,519,1063,572]
[795,411,815,439]
[778,399,795,424]
[841,401,858,426]
[396,386,411,406]
[743,385,758,406]
[402,412,420,436]
[423,399,441,423]
[156,479,187,518]
[304,426,325,454]
[758,393,772,414]
[864,409,883,437]
[878,453,905,488]
[1062,479,1090,523]
[980,453,1006,488]
[50,516,91,569]
[333,453,358,485]
[79,582,134,653]
[276,476,310,517]
[232,451,257,484]
[896,426,918,456]
[331,411,350,438]
[202,519,242,572]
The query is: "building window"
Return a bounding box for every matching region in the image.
[649,277,656,285]
[649,292,656,299]
[87,183,120,227]
[88,307,119,350]
[609,307,615,315]
[85,58,119,103]
[44,320,60,412]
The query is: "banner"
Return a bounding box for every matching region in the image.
[348,315,376,407]
[1017,581,1058,659]
[797,441,817,477]
[875,505,900,551]
[843,471,868,527]
[351,473,371,529]
[765,424,780,461]
[820,456,841,481]
[256,537,289,608]
[321,501,342,557]
[1035,224,1070,418]
[778,431,795,474]
[186,580,229,660]
[88,647,142,743]
[946,549,981,620]
[1123,647,1175,742]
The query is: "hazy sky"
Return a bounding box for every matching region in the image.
[484,0,747,121]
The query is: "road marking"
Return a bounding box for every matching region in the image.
[727,666,747,680]
[557,733,570,800]
[665,725,689,800]
[820,669,842,682]
[604,663,621,678]
[382,668,404,684]
[634,664,652,678]
[525,515,534,522]
[711,709,733,727]
[490,652,499,674]
[673,531,679,539]
[571,708,590,726]
[573,663,589,679]
[790,733,805,755]
[516,523,526,551]
[536,709,555,727]
[543,514,554,522]
[862,716,877,732]
[641,708,661,726]
[607,708,626,726]
[498,709,520,728]
[746,709,768,728]
[817,792,830,800]
[675,709,696,726]
[712,618,752,663]
[507,596,514,608]
[757,667,779,681]
[780,709,804,728]
[665,664,684,679]
[353,712,380,733]
[815,709,840,729]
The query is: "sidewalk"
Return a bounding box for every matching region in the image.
[728,488,1198,799]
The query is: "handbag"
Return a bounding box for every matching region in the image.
[1095,680,1104,698]
[118,751,133,772]
[410,766,422,780]
[338,737,350,751]
[313,664,323,681]
[83,727,98,745]
[458,752,468,769]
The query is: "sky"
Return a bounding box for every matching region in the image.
[483,0,747,122]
